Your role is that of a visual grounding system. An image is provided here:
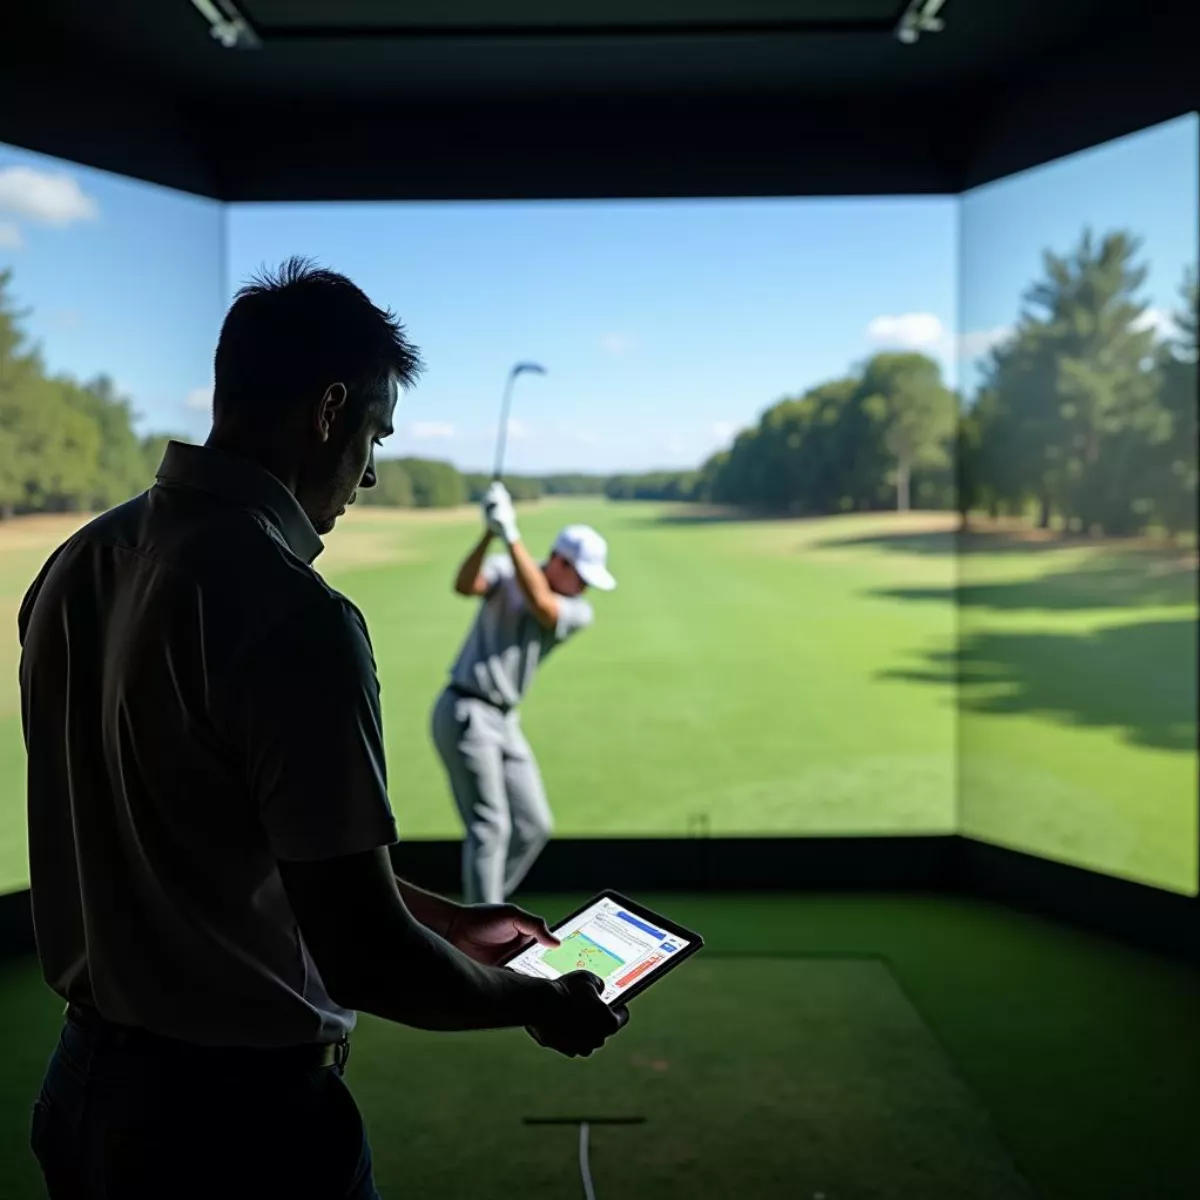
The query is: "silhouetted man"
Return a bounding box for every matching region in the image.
[19,258,626,1200]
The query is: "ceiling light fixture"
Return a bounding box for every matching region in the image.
[189,0,261,50]
[894,0,948,45]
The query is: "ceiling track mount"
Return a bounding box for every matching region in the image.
[190,0,261,50]
[894,0,949,45]
[186,3,948,49]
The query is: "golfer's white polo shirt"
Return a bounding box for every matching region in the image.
[449,554,593,709]
[18,442,398,1048]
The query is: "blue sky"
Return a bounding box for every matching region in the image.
[0,112,1195,473]
[960,114,1198,390]
[227,197,956,472]
[0,148,222,438]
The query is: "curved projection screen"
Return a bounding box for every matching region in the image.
[958,114,1198,895]
[225,195,960,846]
[0,145,223,893]
[0,113,1194,897]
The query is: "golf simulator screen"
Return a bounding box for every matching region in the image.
[503,893,700,1004]
[0,112,1195,897]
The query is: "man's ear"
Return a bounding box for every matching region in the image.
[315,383,349,441]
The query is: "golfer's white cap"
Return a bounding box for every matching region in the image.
[552,524,616,591]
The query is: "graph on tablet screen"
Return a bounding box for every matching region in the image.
[506,896,689,1003]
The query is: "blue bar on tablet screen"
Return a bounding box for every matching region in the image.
[616,910,663,938]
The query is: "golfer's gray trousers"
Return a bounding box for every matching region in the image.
[431,687,554,904]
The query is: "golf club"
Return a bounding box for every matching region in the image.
[493,362,546,482]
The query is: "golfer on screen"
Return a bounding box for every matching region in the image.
[434,481,615,904]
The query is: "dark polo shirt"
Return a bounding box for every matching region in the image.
[18,442,397,1048]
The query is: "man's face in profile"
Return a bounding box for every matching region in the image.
[545,555,586,597]
[298,375,398,536]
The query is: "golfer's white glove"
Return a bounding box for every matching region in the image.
[482,482,520,543]
[483,481,510,507]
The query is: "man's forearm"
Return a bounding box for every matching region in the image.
[348,915,556,1032]
[395,877,457,939]
[507,538,557,624]
[454,531,493,594]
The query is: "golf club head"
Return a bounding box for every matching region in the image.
[495,363,547,479]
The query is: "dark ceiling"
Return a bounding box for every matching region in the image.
[1,0,1197,200]
[3,0,1102,104]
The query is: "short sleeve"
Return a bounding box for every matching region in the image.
[553,596,594,643]
[236,595,398,862]
[481,554,513,591]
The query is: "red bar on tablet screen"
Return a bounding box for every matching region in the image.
[615,954,662,989]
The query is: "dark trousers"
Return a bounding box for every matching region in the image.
[31,1013,380,1199]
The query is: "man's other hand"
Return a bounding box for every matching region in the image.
[481,483,520,543]
[483,481,512,507]
[527,972,629,1058]
[446,902,559,967]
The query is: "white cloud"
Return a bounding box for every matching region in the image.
[0,165,99,226]
[410,421,455,439]
[866,312,945,350]
[867,313,1014,362]
[711,420,737,443]
[185,386,212,412]
[599,332,637,356]
[956,325,1013,359]
[0,221,23,250]
[507,418,532,441]
[1133,306,1176,339]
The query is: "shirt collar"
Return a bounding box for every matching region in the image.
[156,441,324,565]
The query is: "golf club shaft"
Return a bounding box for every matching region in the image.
[493,371,518,481]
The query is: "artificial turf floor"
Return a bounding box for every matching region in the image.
[0,894,1196,1199]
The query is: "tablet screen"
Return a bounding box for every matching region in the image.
[504,894,692,1004]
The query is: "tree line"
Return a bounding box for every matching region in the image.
[0,271,182,520]
[0,268,612,519]
[2,228,1195,538]
[958,231,1196,536]
[641,228,1193,538]
[356,463,610,509]
[601,348,960,514]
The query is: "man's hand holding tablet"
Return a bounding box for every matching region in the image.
[502,891,704,1011]
[526,971,629,1058]
[458,892,701,1057]
[441,899,628,1057]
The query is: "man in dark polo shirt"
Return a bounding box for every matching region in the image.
[18,258,626,1199]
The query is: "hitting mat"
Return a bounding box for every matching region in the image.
[350,958,1036,1200]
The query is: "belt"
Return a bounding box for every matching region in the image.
[64,1005,350,1072]
[448,682,512,714]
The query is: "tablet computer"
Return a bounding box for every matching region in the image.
[500,891,703,1006]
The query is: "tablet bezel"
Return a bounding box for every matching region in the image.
[499,890,704,1006]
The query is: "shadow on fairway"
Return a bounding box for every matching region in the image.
[643,507,958,530]
[871,556,1198,612]
[642,507,794,527]
[815,524,1194,560]
[881,617,1197,753]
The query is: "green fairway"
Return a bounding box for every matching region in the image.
[957,535,1197,895]
[828,521,1197,893]
[0,501,1194,893]
[323,501,959,845]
